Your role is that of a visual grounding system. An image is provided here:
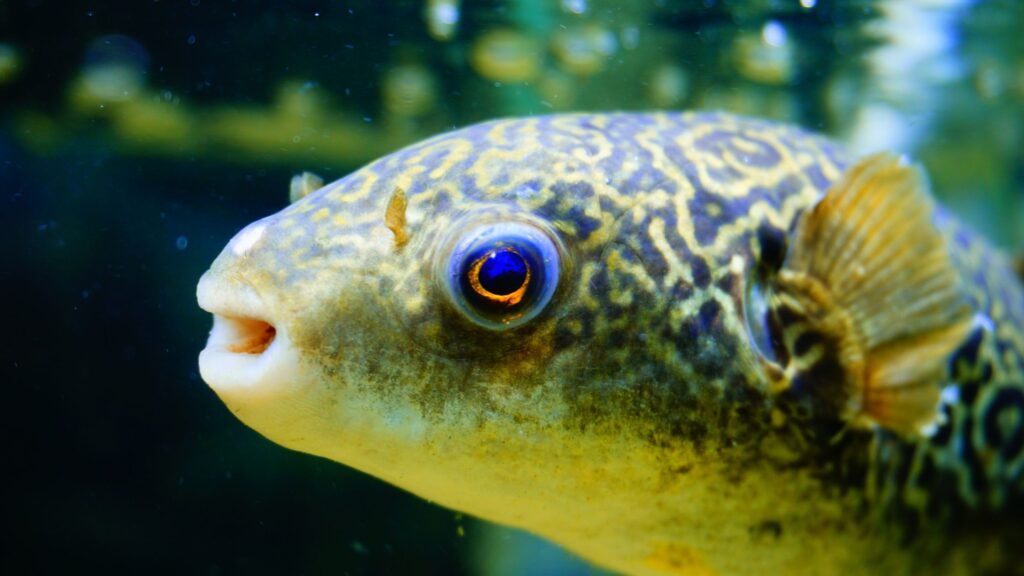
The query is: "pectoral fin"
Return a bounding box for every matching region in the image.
[771,153,973,436]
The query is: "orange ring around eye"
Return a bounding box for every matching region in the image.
[467,248,531,307]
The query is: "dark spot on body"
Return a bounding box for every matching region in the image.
[891,444,915,497]
[633,227,674,280]
[961,379,980,406]
[550,180,595,203]
[960,414,988,495]
[714,271,737,296]
[671,464,693,475]
[749,520,783,543]
[951,325,985,376]
[691,203,722,247]
[553,326,577,350]
[691,257,711,289]
[671,315,701,344]
[598,194,620,216]
[783,353,846,418]
[983,387,1024,459]
[930,404,954,447]
[766,311,789,365]
[775,303,802,327]
[562,203,602,241]
[542,182,600,240]
[976,363,994,392]
[608,327,628,349]
[756,224,788,272]
[431,189,453,212]
[666,280,695,309]
[793,331,817,357]
[458,174,482,198]
[916,451,937,489]
[698,300,721,331]
[928,462,962,514]
[995,337,1015,366]
[773,175,803,200]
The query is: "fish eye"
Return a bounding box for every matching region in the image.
[442,221,562,329]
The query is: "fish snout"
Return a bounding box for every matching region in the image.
[196,271,303,401]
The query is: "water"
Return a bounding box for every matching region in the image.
[4,1,1021,574]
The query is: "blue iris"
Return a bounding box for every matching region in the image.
[478,249,528,295]
[444,221,563,329]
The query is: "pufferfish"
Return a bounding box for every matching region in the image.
[197,113,1024,575]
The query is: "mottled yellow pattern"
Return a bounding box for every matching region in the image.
[198,112,1024,575]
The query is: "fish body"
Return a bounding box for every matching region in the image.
[197,113,1024,575]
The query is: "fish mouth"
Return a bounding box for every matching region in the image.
[207,314,277,355]
[196,272,302,399]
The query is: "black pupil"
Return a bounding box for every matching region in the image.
[478,249,528,295]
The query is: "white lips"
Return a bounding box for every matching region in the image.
[196,272,303,402]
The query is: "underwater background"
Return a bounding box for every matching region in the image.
[3,1,1021,574]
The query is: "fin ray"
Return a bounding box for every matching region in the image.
[776,153,974,436]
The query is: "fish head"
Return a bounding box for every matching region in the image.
[197,115,807,571]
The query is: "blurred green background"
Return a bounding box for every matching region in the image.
[3,0,1021,574]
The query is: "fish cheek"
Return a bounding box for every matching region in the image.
[285,278,389,373]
